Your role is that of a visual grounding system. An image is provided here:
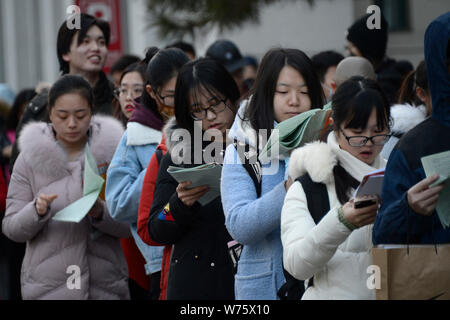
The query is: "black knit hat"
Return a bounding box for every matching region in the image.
[346,13,389,64]
[206,39,247,73]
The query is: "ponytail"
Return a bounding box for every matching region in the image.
[397,60,428,106]
[397,70,417,105]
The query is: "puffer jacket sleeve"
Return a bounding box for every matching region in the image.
[90,200,131,238]
[148,153,200,245]
[373,148,432,245]
[220,144,286,245]
[2,154,52,242]
[137,149,164,246]
[105,131,155,224]
[281,181,352,281]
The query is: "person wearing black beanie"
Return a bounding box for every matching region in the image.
[346,13,413,104]
[346,13,388,68]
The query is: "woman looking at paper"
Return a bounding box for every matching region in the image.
[147,58,239,299]
[280,77,390,299]
[220,48,325,300]
[2,75,131,299]
[105,48,190,300]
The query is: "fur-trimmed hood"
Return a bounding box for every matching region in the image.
[18,115,124,179]
[390,103,427,136]
[289,140,337,184]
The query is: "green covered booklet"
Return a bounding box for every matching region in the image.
[167,163,222,206]
[259,108,331,162]
[52,143,104,223]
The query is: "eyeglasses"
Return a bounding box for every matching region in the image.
[114,86,144,98]
[190,98,229,120]
[339,128,391,147]
[154,91,175,107]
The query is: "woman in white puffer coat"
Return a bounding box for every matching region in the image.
[281,77,391,300]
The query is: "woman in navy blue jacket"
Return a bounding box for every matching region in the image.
[373,12,450,245]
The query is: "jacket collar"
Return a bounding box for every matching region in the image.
[126,122,162,146]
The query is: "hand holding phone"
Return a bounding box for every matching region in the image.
[341,197,379,228]
[354,196,378,209]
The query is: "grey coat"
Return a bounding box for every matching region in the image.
[2,115,131,300]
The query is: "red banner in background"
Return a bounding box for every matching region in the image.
[76,0,122,74]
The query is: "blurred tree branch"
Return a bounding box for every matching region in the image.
[146,0,315,40]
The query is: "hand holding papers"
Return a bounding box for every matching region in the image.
[53,144,105,223]
[421,150,450,228]
[167,163,222,206]
[259,108,331,162]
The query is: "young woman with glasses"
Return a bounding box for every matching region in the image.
[105,48,190,300]
[112,62,146,126]
[146,58,239,299]
[281,76,391,299]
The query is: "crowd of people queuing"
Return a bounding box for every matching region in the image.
[0,10,448,300]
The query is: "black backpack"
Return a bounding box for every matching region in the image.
[232,140,330,300]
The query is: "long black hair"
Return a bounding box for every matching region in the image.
[6,89,36,130]
[331,76,390,204]
[244,48,325,133]
[140,47,189,119]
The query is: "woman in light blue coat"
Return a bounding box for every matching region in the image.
[106,48,189,298]
[221,48,325,300]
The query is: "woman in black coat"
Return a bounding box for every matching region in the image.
[148,58,239,300]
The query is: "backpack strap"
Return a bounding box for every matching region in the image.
[155,149,164,165]
[228,139,262,274]
[296,173,330,224]
[232,139,262,198]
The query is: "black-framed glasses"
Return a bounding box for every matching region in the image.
[190,98,229,120]
[154,90,175,107]
[339,128,391,147]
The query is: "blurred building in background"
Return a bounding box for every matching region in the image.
[0,0,448,92]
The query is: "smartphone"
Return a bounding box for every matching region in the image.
[354,198,377,209]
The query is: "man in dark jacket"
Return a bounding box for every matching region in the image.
[373,12,450,245]
[10,13,114,170]
[346,13,413,104]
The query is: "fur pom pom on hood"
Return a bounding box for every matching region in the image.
[18,115,124,179]
[288,141,337,184]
